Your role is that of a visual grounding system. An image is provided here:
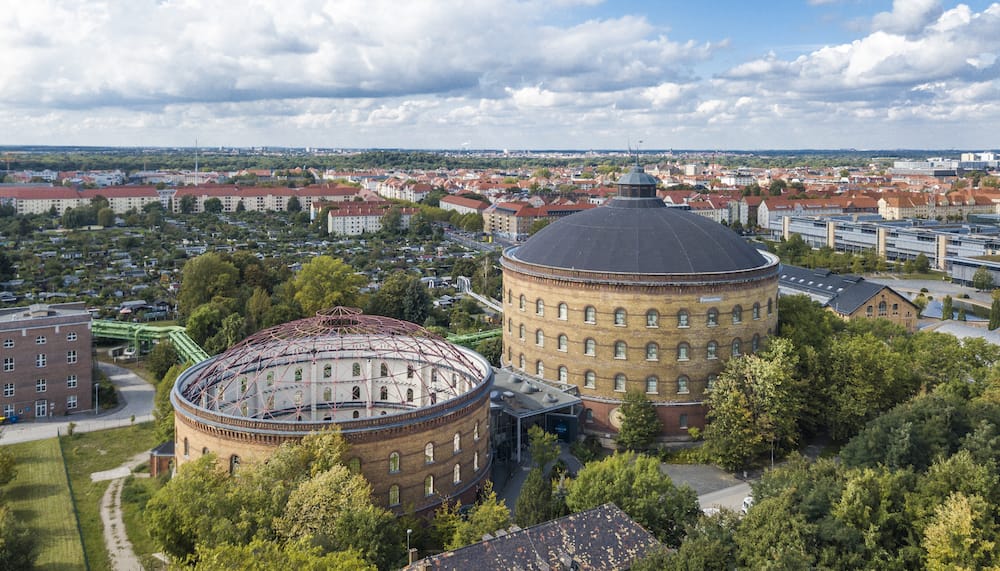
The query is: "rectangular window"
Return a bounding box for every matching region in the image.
[67,332,78,342]
[679,414,688,430]
[2,404,12,416]
[2,358,12,372]
[2,339,12,349]
[67,395,77,409]
[36,354,46,368]
[35,335,46,345]
[67,375,77,389]
[2,383,12,397]
[67,350,78,364]
[36,379,46,393]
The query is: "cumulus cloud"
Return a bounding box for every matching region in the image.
[872,0,943,35]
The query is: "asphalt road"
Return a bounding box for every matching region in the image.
[698,482,752,512]
[1,362,155,445]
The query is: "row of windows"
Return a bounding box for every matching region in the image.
[286,362,457,385]
[510,294,774,326]
[2,352,78,372]
[8,374,83,396]
[510,335,760,362]
[512,362,720,395]
[2,332,79,348]
[865,300,906,318]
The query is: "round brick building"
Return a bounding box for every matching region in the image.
[171,307,492,513]
[500,165,779,441]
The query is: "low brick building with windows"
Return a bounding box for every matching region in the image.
[501,165,779,442]
[0,302,93,420]
[171,307,493,513]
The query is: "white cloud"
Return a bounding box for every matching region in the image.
[872,0,943,35]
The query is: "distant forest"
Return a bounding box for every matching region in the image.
[0,147,965,174]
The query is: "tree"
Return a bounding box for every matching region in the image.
[365,271,430,323]
[991,290,1000,331]
[528,425,559,470]
[922,492,998,570]
[286,196,302,212]
[0,447,16,487]
[736,490,816,569]
[940,295,953,321]
[566,452,699,546]
[194,539,375,571]
[914,253,930,274]
[661,510,740,570]
[768,179,787,196]
[0,506,37,570]
[185,302,231,349]
[147,341,179,382]
[447,482,511,549]
[473,336,502,367]
[703,338,802,470]
[204,197,223,213]
[291,256,365,315]
[154,363,187,443]
[616,390,661,451]
[515,467,552,527]
[528,218,551,236]
[179,194,197,214]
[177,253,240,318]
[97,206,115,227]
[973,266,994,291]
[380,207,403,235]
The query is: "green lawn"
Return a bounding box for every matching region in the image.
[5,438,87,571]
[121,473,168,570]
[61,422,161,571]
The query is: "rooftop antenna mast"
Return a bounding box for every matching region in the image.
[194,139,199,186]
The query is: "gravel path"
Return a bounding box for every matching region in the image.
[97,452,150,571]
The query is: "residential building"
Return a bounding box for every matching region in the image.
[484,201,595,242]
[439,195,489,216]
[327,204,418,236]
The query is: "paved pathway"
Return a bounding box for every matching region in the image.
[1,362,155,444]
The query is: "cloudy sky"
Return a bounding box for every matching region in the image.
[1,0,998,150]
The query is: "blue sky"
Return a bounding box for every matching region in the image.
[1,0,998,150]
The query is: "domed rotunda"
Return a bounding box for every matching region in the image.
[500,165,779,440]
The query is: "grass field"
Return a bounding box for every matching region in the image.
[5,438,87,571]
[61,422,161,571]
[121,472,168,570]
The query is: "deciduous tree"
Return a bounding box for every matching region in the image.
[291,256,365,315]
[617,390,661,451]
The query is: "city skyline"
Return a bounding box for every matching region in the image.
[1,0,998,150]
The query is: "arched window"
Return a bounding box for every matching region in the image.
[558,366,568,382]
[752,303,761,320]
[183,437,189,457]
[294,368,303,382]
[677,343,690,361]
[474,421,480,441]
[519,354,526,370]
[352,386,361,400]
[866,305,874,317]
[474,451,480,471]
[229,455,241,474]
[350,410,359,419]
[348,457,361,473]
[380,362,389,377]
[424,475,434,496]
[425,442,434,463]
[389,485,400,506]
[752,334,760,352]
[406,388,414,402]
[677,376,689,394]
[507,289,512,304]
[294,390,303,405]
[519,295,526,310]
[707,309,719,327]
[535,329,544,347]
[202,447,209,455]
[453,463,462,484]
[646,376,658,394]
[323,387,332,401]
[431,369,439,384]
[878,300,887,316]
[614,341,627,359]
[380,386,388,400]
[767,298,773,315]
[453,432,461,454]
[614,374,626,392]
[584,306,596,324]
[352,362,361,377]
[707,341,718,360]
[430,392,437,404]
[518,324,525,341]
[323,364,333,378]
[584,338,596,356]
[389,452,400,473]
[557,334,568,351]
[558,302,568,320]
[584,370,596,389]
[677,310,690,328]
[646,342,659,361]
[585,409,594,422]
[646,309,659,327]
[536,360,544,377]
[536,299,544,315]
[407,364,414,378]
[732,305,743,324]
[614,308,627,326]
[731,338,742,357]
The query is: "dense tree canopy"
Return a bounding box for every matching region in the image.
[291,256,365,315]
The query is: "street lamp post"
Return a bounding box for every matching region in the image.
[407,528,412,552]
[94,382,99,416]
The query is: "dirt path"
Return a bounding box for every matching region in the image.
[95,452,150,571]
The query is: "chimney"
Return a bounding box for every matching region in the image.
[408,548,418,565]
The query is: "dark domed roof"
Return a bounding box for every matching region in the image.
[510,197,768,275]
